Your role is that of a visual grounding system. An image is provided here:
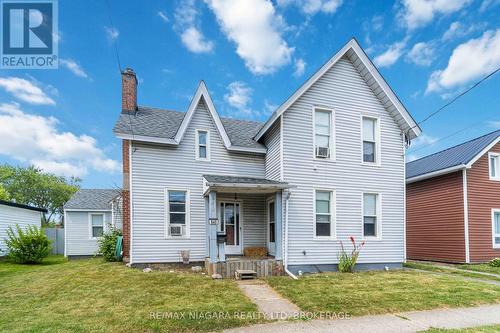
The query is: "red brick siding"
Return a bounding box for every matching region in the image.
[467,141,500,262]
[122,139,130,261]
[406,171,466,263]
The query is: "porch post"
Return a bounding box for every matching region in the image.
[275,191,283,260]
[208,191,218,262]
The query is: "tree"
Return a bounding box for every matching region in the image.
[0,184,9,200]
[0,165,80,224]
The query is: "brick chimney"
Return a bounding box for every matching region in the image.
[121,67,137,112]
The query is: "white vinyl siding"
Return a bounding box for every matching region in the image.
[264,120,281,181]
[0,205,41,255]
[362,116,379,164]
[313,108,334,159]
[65,211,112,256]
[282,55,405,265]
[130,98,266,263]
[493,209,500,248]
[195,129,210,161]
[489,153,500,181]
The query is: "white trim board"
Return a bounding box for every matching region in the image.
[254,38,421,142]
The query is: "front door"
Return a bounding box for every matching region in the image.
[218,202,242,255]
[268,200,276,256]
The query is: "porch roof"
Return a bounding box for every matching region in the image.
[203,175,291,194]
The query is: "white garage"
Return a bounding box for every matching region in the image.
[0,200,46,255]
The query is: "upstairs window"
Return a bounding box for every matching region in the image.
[314,108,333,159]
[363,193,380,238]
[90,214,104,238]
[196,129,210,161]
[490,153,500,180]
[315,190,334,237]
[362,117,379,164]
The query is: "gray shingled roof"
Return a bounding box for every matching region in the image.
[203,175,288,185]
[113,106,265,149]
[407,130,500,179]
[64,189,121,210]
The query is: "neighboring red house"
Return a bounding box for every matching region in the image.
[406,130,500,263]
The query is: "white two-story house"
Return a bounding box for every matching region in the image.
[113,39,421,276]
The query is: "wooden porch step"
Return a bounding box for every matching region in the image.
[235,269,257,280]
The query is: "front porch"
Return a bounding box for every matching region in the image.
[203,175,290,278]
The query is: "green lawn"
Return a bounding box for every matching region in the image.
[0,256,263,333]
[457,264,500,275]
[423,324,500,332]
[267,270,500,316]
[404,262,500,283]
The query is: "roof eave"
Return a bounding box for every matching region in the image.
[406,164,466,184]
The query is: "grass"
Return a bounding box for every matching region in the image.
[0,256,264,333]
[423,324,500,332]
[457,264,500,275]
[266,270,500,316]
[404,262,500,283]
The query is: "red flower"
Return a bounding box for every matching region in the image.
[350,236,355,244]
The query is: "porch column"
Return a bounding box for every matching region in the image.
[208,191,218,262]
[275,191,283,260]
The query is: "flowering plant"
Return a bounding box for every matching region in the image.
[338,236,365,273]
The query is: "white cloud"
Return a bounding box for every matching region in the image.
[0,77,55,105]
[174,0,214,54]
[293,58,306,77]
[488,120,500,129]
[406,154,419,162]
[224,81,253,114]
[0,103,120,177]
[411,134,439,148]
[442,21,482,41]
[205,0,294,75]
[60,59,88,79]
[427,29,500,93]
[181,27,214,53]
[398,0,472,30]
[278,0,343,15]
[373,39,407,68]
[104,26,119,40]
[406,42,434,66]
[158,10,169,23]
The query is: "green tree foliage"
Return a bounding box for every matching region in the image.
[0,184,9,200]
[97,227,122,261]
[0,165,80,224]
[5,225,51,264]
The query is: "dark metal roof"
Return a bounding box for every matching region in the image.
[113,106,265,149]
[64,189,121,210]
[0,200,47,213]
[407,129,500,179]
[203,175,288,185]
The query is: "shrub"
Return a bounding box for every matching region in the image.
[489,258,500,268]
[97,227,122,262]
[338,236,365,273]
[5,224,51,264]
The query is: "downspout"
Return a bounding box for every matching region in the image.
[283,190,298,279]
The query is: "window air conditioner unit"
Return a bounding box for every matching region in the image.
[316,146,330,158]
[169,225,184,236]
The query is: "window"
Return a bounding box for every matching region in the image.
[362,117,378,163]
[166,190,189,237]
[90,214,104,238]
[363,193,380,238]
[489,153,500,180]
[314,108,333,158]
[196,129,210,161]
[493,210,500,248]
[315,190,333,237]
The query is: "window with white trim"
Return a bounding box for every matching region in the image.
[196,129,209,160]
[363,193,380,238]
[493,210,500,248]
[362,117,378,163]
[314,109,333,158]
[90,214,104,238]
[489,153,500,180]
[166,190,189,237]
[315,190,333,237]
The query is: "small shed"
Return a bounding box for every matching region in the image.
[63,189,122,258]
[0,200,47,255]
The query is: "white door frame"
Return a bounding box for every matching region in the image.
[217,201,243,255]
[267,198,276,256]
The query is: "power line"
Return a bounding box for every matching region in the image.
[408,66,500,133]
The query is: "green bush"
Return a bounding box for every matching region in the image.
[97,228,122,262]
[5,224,51,264]
[489,258,500,268]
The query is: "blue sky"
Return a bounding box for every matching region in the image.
[0,0,499,188]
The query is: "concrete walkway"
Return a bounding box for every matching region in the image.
[224,304,500,333]
[236,280,300,320]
